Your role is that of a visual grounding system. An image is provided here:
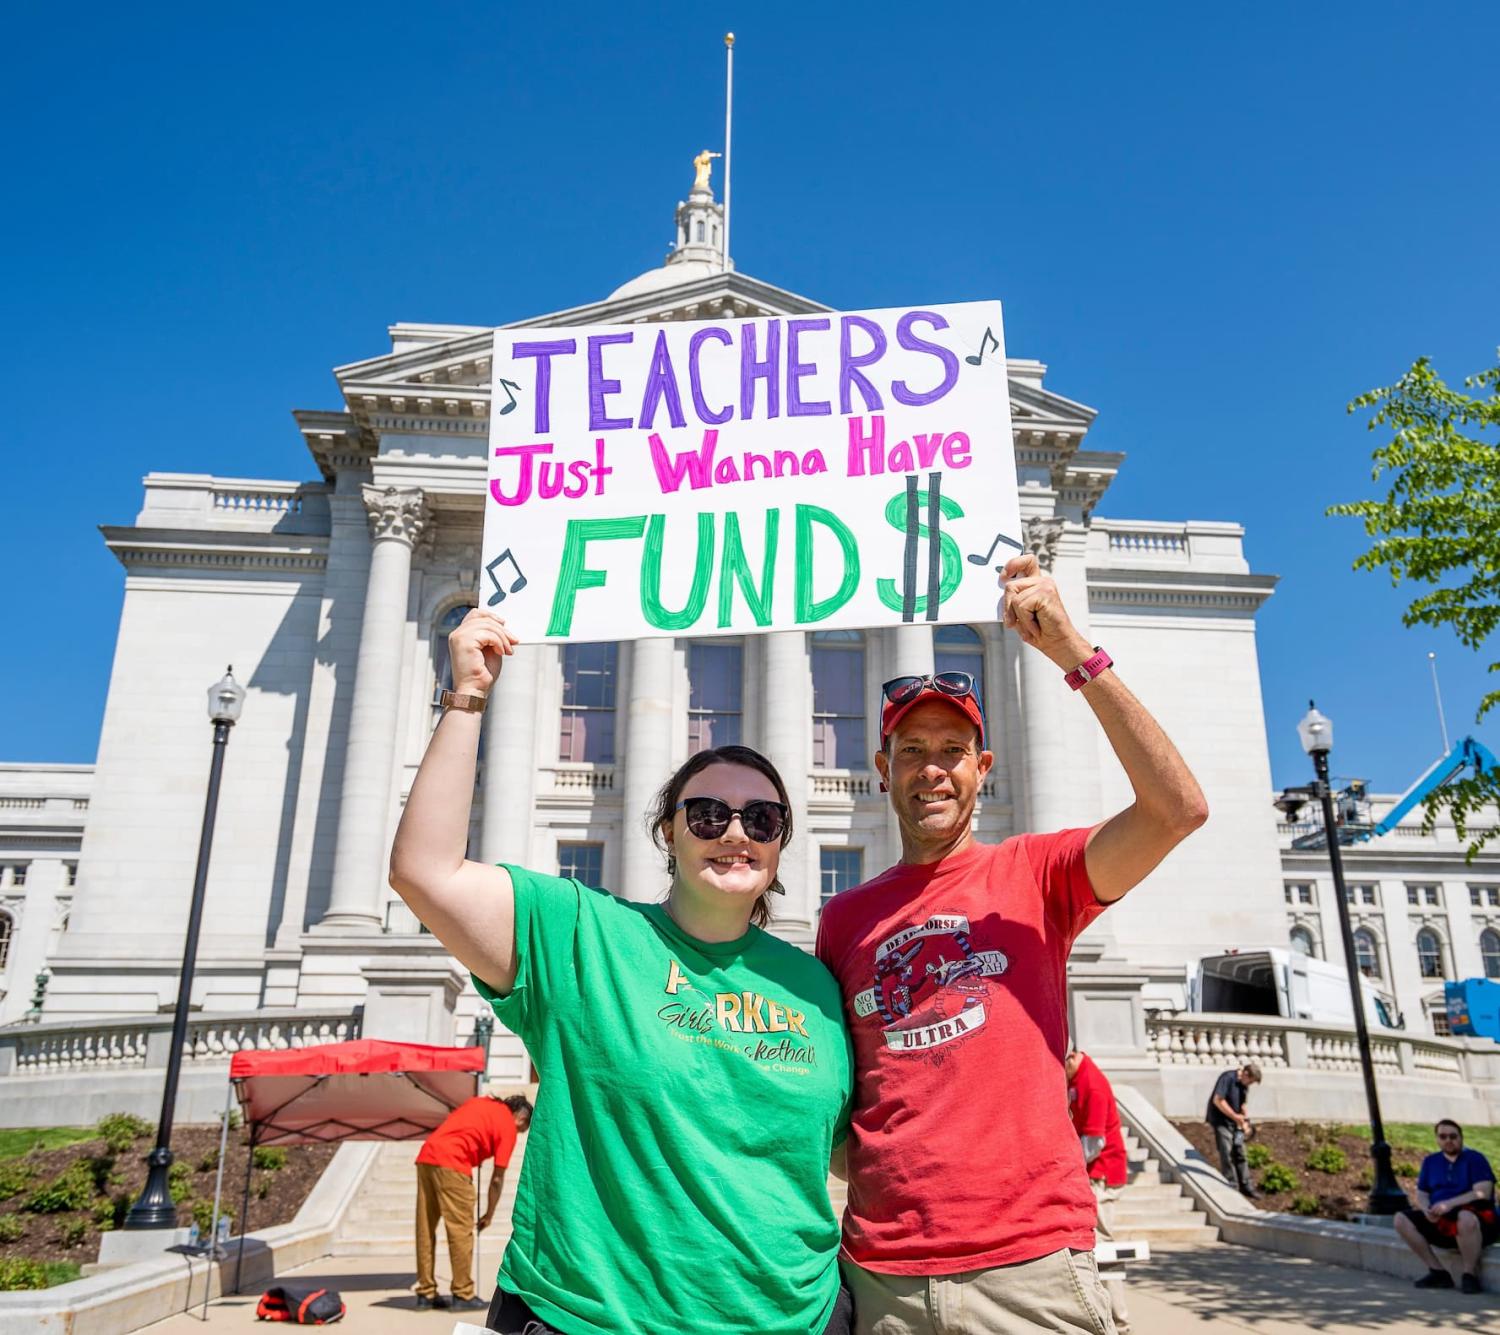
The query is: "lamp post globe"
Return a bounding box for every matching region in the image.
[124,668,243,1230]
[1293,699,1408,1216]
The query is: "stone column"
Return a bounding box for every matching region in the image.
[763,632,814,928]
[322,486,429,930]
[620,638,677,901]
[478,648,543,868]
[886,625,934,685]
[1018,515,1072,832]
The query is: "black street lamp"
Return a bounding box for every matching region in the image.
[125,668,246,1230]
[1280,700,1409,1216]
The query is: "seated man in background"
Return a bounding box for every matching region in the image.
[413,1087,533,1311]
[1395,1119,1496,1295]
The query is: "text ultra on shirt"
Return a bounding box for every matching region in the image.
[475,867,852,1335]
[815,831,1106,1274]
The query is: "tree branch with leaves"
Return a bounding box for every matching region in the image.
[1328,353,1500,856]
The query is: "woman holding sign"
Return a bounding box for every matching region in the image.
[389,609,853,1335]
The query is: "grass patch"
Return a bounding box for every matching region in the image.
[0,1129,96,1162]
[1341,1122,1500,1163]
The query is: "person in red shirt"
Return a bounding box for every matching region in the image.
[816,552,1207,1334]
[1066,1047,1131,1334]
[1066,1048,1127,1191]
[413,1088,533,1311]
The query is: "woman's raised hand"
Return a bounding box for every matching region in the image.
[450,609,520,696]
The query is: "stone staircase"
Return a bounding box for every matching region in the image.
[333,1140,525,1258]
[1109,1128,1219,1245]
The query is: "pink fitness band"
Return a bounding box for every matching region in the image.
[1064,647,1113,691]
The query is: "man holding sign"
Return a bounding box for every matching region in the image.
[816,555,1208,1334]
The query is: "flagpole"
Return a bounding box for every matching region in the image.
[723,32,734,273]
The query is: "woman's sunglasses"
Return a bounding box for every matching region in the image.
[674,796,789,844]
[882,671,977,706]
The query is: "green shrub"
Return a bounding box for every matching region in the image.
[1394,1159,1420,1178]
[167,1163,192,1205]
[1289,1193,1321,1216]
[0,1163,36,1202]
[1357,1166,1374,1188]
[251,1147,286,1173]
[22,1164,96,1214]
[255,1179,272,1200]
[196,1149,220,1174]
[1258,1162,1300,1194]
[1306,1145,1348,1174]
[57,1217,88,1248]
[190,1199,231,1234]
[0,1258,50,1291]
[1246,1143,1273,1170]
[95,1113,151,1156]
[0,1214,25,1242]
[90,1199,117,1227]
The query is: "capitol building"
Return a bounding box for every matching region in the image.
[2,167,1497,1122]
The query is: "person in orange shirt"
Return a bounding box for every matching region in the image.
[413,1087,533,1311]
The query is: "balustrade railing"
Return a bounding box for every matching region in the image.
[1144,1013,1483,1084]
[0,1009,362,1077]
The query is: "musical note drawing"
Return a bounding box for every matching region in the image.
[966,531,1023,566]
[965,327,1000,366]
[485,549,528,605]
[496,379,522,415]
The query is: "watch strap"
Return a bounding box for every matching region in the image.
[438,689,488,713]
[1064,647,1113,691]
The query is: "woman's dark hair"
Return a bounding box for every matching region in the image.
[503,1095,534,1120]
[646,745,794,930]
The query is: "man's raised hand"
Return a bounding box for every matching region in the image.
[999,553,1091,668]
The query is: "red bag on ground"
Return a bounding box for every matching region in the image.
[255,1284,346,1324]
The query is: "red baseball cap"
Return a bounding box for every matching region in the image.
[880,687,986,749]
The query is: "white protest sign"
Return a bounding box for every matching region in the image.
[480,300,1019,642]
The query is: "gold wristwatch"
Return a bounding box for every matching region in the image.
[438,689,488,714]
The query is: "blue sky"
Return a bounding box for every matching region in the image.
[4,1,1496,793]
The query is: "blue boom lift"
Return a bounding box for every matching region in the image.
[1288,736,1498,851]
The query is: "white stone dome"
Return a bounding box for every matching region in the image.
[607,256,720,300]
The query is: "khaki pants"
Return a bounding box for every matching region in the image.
[1091,1179,1130,1335]
[415,1162,477,1301]
[843,1248,1116,1335]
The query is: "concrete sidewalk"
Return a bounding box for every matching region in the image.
[145,1239,1496,1332]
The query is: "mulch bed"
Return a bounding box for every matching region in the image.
[1173,1119,1421,1222]
[0,1124,335,1267]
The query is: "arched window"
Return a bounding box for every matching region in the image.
[1353,927,1380,978]
[696,220,705,242]
[0,910,13,971]
[1481,928,1500,980]
[1289,926,1316,958]
[934,624,985,720]
[1416,927,1446,979]
[432,602,475,701]
[811,630,866,769]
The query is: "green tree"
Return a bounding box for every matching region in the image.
[1329,354,1500,854]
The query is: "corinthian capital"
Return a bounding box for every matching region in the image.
[1023,516,1066,572]
[362,485,430,548]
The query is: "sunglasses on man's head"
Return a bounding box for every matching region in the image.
[674,797,789,844]
[882,672,977,706]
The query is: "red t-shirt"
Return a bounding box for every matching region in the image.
[815,830,1107,1275]
[415,1097,518,1174]
[1068,1052,1127,1188]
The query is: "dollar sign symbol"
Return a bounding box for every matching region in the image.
[876,472,965,620]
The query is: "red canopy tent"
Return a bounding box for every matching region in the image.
[225,1039,486,1288]
[229,1039,486,1146]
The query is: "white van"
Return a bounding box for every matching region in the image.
[1189,949,1402,1030]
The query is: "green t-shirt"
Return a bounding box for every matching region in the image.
[473,866,852,1335]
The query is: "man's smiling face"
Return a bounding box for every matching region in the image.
[875,699,993,863]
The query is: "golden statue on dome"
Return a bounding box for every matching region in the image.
[692,149,721,192]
